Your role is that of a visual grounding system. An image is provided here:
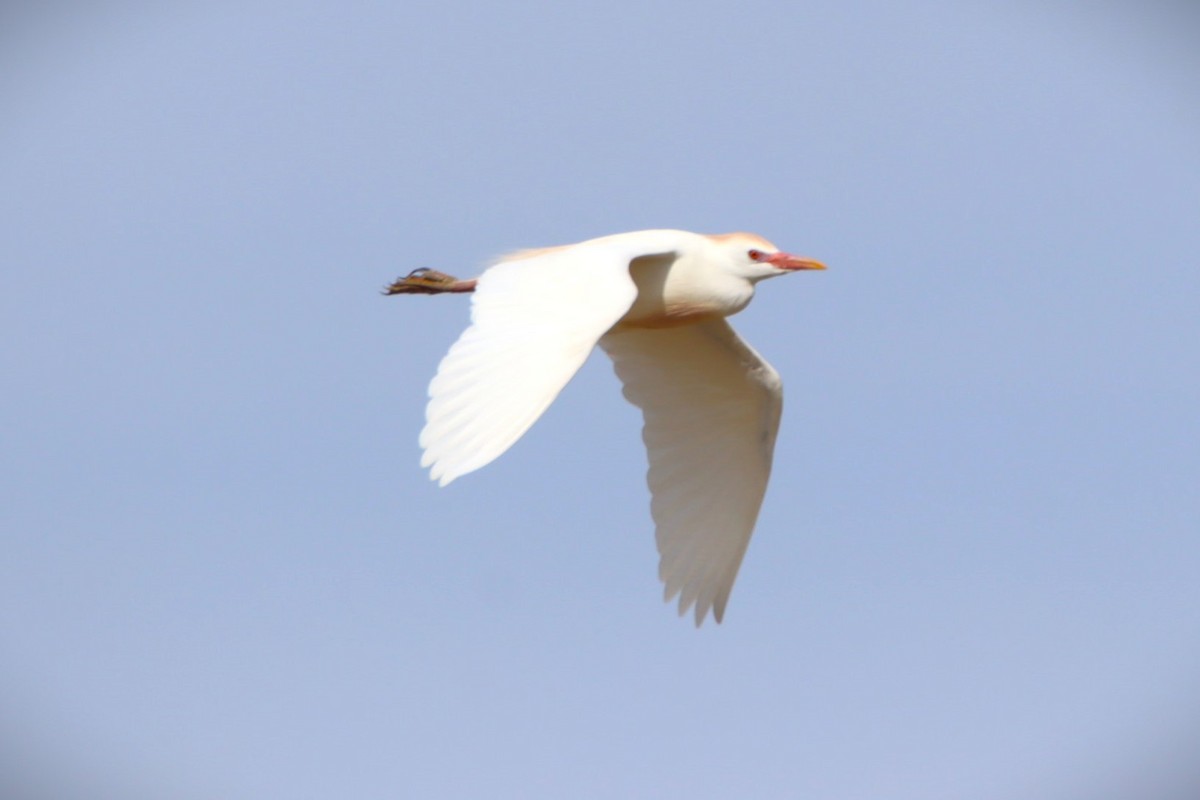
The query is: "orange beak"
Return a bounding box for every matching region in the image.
[768,253,827,271]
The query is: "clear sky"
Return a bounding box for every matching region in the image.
[2,2,1199,798]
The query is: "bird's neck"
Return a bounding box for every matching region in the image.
[619,253,754,329]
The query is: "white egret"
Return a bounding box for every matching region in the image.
[385,229,825,624]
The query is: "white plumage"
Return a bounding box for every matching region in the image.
[400,229,825,624]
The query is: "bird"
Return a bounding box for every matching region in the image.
[384,229,825,624]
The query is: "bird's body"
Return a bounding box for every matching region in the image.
[388,229,824,624]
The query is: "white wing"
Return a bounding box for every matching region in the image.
[421,241,669,485]
[600,318,783,625]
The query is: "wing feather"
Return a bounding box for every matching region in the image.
[600,318,783,625]
[420,243,660,485]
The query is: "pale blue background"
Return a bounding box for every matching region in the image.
[2,2,1199,798]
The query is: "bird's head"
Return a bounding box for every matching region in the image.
[710,232,827,282]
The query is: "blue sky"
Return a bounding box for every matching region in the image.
[2,2,1199,798]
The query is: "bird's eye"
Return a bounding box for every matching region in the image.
[747,249,763,261]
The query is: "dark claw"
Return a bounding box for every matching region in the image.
[382,268,459,295]
[382,267,477,296]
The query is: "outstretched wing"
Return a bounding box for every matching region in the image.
[421,242,669,485]
[600,318,783,625]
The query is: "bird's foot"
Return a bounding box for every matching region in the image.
[382,268,477,295]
